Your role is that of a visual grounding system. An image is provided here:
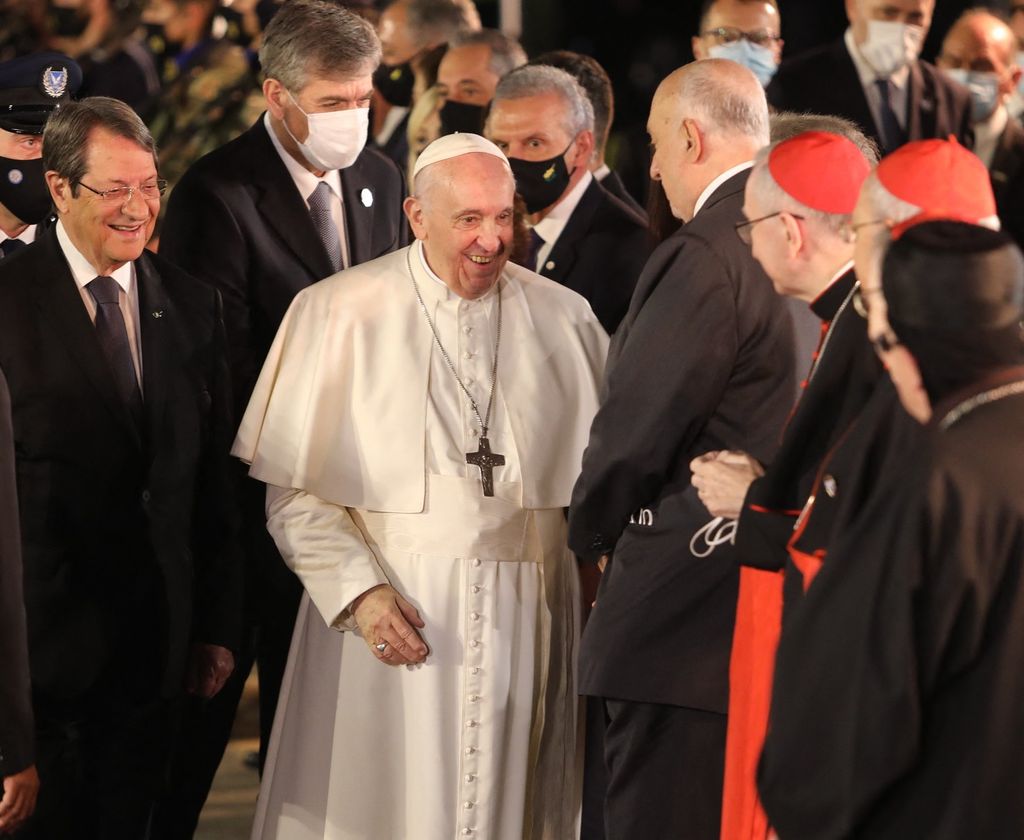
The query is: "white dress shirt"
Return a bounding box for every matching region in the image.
[693,161,753,218]
[530,169,593,272]
[844,28,910,133]
[0,223,36,252]
[56,220,143,386]
[973,104,1009,170]
[264,112,351,270]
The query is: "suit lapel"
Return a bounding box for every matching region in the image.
[136,254,174,455]
[906,61,936,141]
[831,42,880,144]
[339,156,377,267]
[541,179,602,288]
[248,120,335,280]
[32,228,141,446]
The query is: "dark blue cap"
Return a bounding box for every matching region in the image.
[0,52,83,135]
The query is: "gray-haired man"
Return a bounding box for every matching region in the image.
[486,64,651,334]
[157,1,408,835]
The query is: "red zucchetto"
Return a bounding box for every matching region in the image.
[875,137,997,237]
[767,131,871,214]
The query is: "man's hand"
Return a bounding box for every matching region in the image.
[185,644,236,699]
[690,450,765,519]
[351,584,429,666]
[0,764,39,835]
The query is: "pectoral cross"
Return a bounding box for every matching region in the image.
[466,436,505,497]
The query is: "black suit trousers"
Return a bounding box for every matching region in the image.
[18,696,176,840]
[601,699,726,840]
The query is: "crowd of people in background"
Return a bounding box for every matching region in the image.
[2,0,1024,838]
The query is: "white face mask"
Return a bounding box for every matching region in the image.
[943,68,1001,124]
[285,90,368,171]
[858,19,925,79]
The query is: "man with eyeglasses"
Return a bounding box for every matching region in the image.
[157,2,408,835]
[767,0,972,154]
[761,218,1024,839]
[936,9,1024,250]
[486,64,650,334]
[0,52,81,260]
[0,96,241,839]
[689,128,878,840]
[691,0,783,88]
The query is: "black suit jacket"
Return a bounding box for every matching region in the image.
[536,178,651,334]
[371,109,411,177]
[990,114,1024,250]
[0,229,241,711]
[160,117,410,418]
[767,39,973,152]
[568,170,796,710]
[0,368,32,776]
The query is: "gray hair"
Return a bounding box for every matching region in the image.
[769,111,880,164]
[678,59,769,145]
[43,97,157,197]
[492,65,595,139]
[449,28,527,79]
[259,1,382,92]
[406,0,481,45]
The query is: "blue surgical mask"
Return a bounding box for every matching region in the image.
[944,68,1001,124]
[709,40,779,88]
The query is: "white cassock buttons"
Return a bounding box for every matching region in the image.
[470,611,480,620]
[471,558,481,567]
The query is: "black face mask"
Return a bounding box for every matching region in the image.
[438,99,487,137]
[0,156,53,225]
[508,143,575,215]
[373,61,415,108]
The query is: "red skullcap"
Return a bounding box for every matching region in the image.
[767,131,871,214]
[875,137,997,239]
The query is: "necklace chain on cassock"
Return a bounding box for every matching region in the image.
[407,247,506,497]
[938,379,1024,431]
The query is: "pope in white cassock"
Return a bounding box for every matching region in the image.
[233,133,609,840]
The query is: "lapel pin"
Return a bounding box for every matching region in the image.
[360,188,373,208]
[152,310,164,319]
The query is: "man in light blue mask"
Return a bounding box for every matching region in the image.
[691,0,783,89]
[767,0,972,155]
[938,9,1024,249]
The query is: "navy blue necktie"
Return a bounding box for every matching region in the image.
[874,78,905,154]
[525,229,544,272]
[87,275,143,424]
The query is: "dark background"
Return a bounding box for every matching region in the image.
[488,0,1010,200]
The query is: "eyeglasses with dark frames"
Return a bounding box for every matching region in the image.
[76,179,167,203]
[734,210,804,245]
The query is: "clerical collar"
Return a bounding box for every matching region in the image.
[810,261,856,320]
[414,239,500,303]
[55,220,133,294]
[692,161,752,218]
[264,111,344,204]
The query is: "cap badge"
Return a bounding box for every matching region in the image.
[42,66,68,98]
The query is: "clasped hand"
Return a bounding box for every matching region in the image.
[690,450,764,520]
[352,584,429,666]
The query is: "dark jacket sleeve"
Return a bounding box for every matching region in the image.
[161,172,258,423]
[0,366,34,775]
[568,236,739,559]
[189,290,244,652]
